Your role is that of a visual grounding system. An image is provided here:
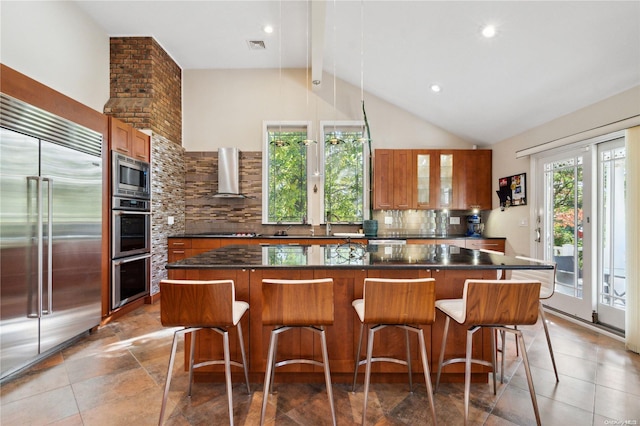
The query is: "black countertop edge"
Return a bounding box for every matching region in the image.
[170,234,506,240]
[166,263,538,270]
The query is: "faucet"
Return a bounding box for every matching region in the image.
[275,225,292,236]
[325,211,340,236]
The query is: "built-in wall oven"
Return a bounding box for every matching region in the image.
[112,253,151,310]
[111,198,151,309]
[112,197,151,258]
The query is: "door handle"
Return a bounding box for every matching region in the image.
[535,227,541,243]
[43,177,53,315]
[26,176,41,318]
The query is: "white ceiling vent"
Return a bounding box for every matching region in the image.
[247,40,266,50]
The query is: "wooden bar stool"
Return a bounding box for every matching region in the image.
[435,279,542,426]
[260,278,336,426]
[351,278,437,426]
[158,279,250,426]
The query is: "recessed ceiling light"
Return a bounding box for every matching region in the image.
[263,25,274,34]
[482,25,497,38]
[430,84,441,93]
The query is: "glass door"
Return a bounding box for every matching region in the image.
[534,132,627,330]
[597,138,626,330]
[536,148,593,321]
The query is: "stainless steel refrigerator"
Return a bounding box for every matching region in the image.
[1,95,103,380]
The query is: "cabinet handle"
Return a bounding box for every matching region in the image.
[172,242,185,246]
[172,250,185,254]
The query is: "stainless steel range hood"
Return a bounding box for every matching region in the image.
[213,147,247,198]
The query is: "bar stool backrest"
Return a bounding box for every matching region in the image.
[262,278,334,326]
[462,279,541,326]
[363,278,436,324]
[160,279,235,327]
[512,256,557,299]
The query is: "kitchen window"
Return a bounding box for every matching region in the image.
[263,123,310,224]
[262,121,368,225]
[322,123,367,224]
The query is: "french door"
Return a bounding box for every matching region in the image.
[536,148,593,321]
[534,133,626,330]
[596,138,626,329]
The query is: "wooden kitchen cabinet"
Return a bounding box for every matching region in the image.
[167,238,220,272]
[412,149,492,210]
[465,238,505,252]
[373,149,413,209]
[412,150,464,209]
[406,238,466,248]
[459,149,492,210]
[167,238,191,263]
[110,116,150,162]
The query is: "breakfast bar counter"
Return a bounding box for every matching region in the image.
[165,243,550,384]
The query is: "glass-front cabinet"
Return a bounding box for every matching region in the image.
[415,152,432,207]
[439,152,454,207]
[375,149,492,211]
[414,150,456,209]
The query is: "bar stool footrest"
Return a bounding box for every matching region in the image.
[440,357,493,370]
[274,359,326,368]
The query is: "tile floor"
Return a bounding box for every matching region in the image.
[1,302,639,425]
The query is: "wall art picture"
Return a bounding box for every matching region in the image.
[496,173,526,209]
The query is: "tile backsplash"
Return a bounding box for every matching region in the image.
[180,150,487,237]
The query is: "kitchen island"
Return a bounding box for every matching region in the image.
[165,242,549,384]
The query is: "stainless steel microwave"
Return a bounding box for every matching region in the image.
[112,153,150,200]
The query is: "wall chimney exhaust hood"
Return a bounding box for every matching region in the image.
[213,147,248,198]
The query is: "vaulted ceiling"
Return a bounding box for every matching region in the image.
[75,1,640,145]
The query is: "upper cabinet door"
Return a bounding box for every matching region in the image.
[392,150,413,209]
[413,150,439,209]
[373,150,394,209]
[132,129,150,162]
[374,150,414,209]
[462,150,492,210]
[110,117,132,156]
[439,151,455,208]
[109,117,150,162]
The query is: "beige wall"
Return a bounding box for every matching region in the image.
[183,68,471,151]
[0,1,109,112]
[486,86,640,256]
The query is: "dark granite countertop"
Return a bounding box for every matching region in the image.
[165,242,546,271]
[171,233,505,240]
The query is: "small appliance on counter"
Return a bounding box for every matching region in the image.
[466,214,484,237]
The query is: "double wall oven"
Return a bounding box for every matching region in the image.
[111,153,151,310]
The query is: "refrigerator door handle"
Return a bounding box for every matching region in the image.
[27,176,42,319]
[43,177,53,315]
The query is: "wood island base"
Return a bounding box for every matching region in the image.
[168,267,497,384]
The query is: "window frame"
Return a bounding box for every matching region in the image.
[262,120,370,226]
[262,121,312,225]
[319,120,370,225]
